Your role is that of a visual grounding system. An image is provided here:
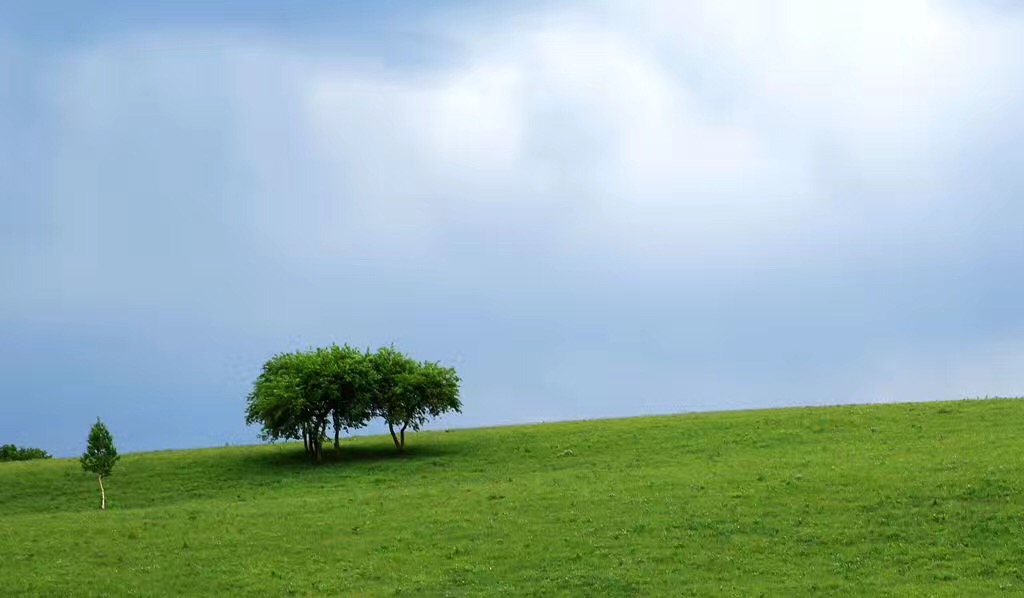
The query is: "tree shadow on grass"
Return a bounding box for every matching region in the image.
[7,438,472,517]
[239,438,467,470]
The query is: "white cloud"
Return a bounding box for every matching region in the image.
[20,0,1024,296]
[603,0,1024,225]
[300,19,815,258]
[4,1,1024,450]
[296,0,1022,264]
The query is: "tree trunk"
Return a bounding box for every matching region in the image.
[303,429,309,454]
[333,419,341,450]
[98,475,106,510]
[315,421,327,461]
[388,422,401,450]
[400,422,408,451]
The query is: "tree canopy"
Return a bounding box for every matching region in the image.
[246,344,461,460]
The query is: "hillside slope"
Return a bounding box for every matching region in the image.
[2,399,1023,596]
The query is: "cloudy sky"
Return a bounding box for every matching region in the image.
[2,1,1023,456]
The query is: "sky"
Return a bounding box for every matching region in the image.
[2,0,1023,457]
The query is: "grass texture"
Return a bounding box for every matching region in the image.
[2,398,1023,596]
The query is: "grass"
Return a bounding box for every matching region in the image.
[2,398,1024,596]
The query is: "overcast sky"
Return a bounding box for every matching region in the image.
[2,0,1023,457]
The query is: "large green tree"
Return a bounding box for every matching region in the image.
[80,418,120,510]
[246,351,327,460]
[370,349,462,451]
[246,344,462,460]
[246,344,380,461]
[367,347,419,451]
[323,344,377,449]
[245,352,305,443]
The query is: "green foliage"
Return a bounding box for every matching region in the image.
[3,399,1024,595]
[0,444,51,462]
[383,356,462,450]
[245,345,368,461]
[246,344,461,458]
[80,418,119,478]
[325,344,377,428]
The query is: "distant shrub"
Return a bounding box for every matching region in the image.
[0,444,52,462]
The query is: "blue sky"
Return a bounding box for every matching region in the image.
[2,0,1024,457]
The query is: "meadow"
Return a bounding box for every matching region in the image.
[2,398,1023,596]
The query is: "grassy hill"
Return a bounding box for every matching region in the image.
[2,399,1023,596]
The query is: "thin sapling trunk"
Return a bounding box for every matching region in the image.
[81,418,119,511]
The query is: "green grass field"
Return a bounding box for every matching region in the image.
[3,398,1023,596]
